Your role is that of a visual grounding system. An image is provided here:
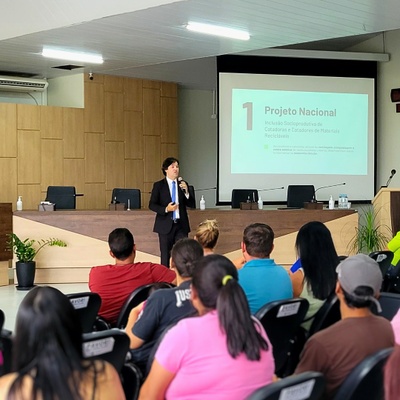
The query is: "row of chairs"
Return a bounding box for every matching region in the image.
[247,347,393,400]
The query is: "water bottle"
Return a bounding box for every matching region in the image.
[258,196,263,210]
[16,196,23,211]
[200,195,206,210]
[329,195,334,210]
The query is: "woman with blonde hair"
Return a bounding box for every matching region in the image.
[194,219,219,255]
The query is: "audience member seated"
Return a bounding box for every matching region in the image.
[238,223,293,314]
[391,308,400,344]
[89,228,176,325]
[139,255,275,400]
[194,219,219,255]
[125,238,204,375]
[384,345,400,400]
[0,286,124,400]
[387,231,400,268]
[295,254,394,400]
[289,221,339,331]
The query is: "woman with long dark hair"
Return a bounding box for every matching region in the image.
[0,286,124,400]
[139,254,274,400]
[290,221,339,329]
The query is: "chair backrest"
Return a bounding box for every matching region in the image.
[120,362,143,400]
[246,371,325,400]
[82,330,130,373]
[369,250,394,279]
[333,347,393,400]
[111,188,141,209]
[255,298,309,377]
[116,282,174,329]
[0,309,4,332]
[45,186,76,210]
[307,292,340,338]
[287,185,315,208]
[66,292,102,333]
[376,292,400,320]
[231,189,258,208]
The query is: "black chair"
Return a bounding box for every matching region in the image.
[369,250,394,291]
[120,362,143,400]
[111,188,141,209]
[255,298,309,377]
[286,185,315,208]
[82,330,130,373]
[67,292,102,333]
[246,371,325,400]
[333,347,393,400]
[45,186,77,210]
[116,282,174,329]
[307,292,340,338]
[231,189,258,208]
[375,292,400,320]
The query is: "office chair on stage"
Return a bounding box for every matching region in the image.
[111,188,141,209]
[45,186,78,210]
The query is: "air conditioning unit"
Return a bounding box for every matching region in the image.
[0,76,48,92]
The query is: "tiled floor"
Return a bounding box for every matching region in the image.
[0,283,89,331]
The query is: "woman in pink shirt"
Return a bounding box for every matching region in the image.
[139,254,275,400]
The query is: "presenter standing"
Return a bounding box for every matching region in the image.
[149,157,195,267]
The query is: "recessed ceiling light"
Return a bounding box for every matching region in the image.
[42,48,104,64]
[186,22,250,41]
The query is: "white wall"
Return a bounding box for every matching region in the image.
[47,73,84,108]
[179,89,218,207]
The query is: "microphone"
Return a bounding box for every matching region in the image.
[385,169,397,187]
[312,183,346,202]
[257,186,284,192]
[177,176,188,194]
[194,186,217,191]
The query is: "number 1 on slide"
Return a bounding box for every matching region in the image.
[243,102,253,131]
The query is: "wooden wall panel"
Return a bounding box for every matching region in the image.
[17,130,41,184]
[161,81,178,98]
[41,106,63,139]
[124,111,143,159]
[143,88,161,136]
[105,92,124,141]
[84,82,104,133]
[85,133,105,183]
[161,97,178,143]
[41,139,63,190]
[63,108,84,158]
[17,104,40,130]
[105,141,125,190]
[0,103,17,157]
[161,143,178,162]
[125,159,144,190]
[0,159,17,205]
[143,80,161,89]
[63,159,85,209]
[17,184,41,210]
[104,75,124,93]
[144,136,161,183]
[84,183,106,209]
[124,78,143,111]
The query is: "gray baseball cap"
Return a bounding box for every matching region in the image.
[336,254,383,312]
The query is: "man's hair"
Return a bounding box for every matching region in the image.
[162,157,179,176]
[342,285,375,309]
[243,223,274,258]
[108,228,134,260]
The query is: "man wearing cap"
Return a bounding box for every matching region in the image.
[295,254,394,399]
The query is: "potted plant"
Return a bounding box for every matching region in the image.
[348,206,391,254]
[8,233,67,290]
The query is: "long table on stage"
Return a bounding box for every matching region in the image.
[13,208,357,283]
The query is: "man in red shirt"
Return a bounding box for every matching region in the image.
[89,228,176,325]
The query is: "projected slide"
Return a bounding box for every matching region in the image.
[231,89,368,175]
[218,71,375,203]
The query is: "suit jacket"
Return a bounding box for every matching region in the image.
[149,178,195,235]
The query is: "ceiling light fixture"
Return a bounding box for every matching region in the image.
[42,48,104,64]
[186,22,250,41]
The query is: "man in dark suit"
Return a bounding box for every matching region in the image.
[149,157,195,267]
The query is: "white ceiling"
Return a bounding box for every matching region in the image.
[1,0,399,90]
